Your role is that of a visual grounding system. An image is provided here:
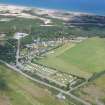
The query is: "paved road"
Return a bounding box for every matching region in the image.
[68,81,88,93]
[0,60,91,105]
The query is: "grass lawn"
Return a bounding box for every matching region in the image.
[0,63,72,105]
[36,37,105,79]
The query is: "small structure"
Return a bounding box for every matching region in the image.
[0,33,6,40]
[56,93,66,100]
[14,32,28,40]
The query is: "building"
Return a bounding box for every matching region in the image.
[14,32,28,40]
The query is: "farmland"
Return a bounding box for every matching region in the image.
[74,73,105,104]
[0,63,75,105]
[36,37,105,79]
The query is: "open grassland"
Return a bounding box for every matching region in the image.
[37,37,105,79]
[0,63,72,105]
[75,73,105,104]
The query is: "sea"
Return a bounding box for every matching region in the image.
[0,0,105,16]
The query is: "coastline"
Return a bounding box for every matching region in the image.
[0,3,50,24]
[0,3,95,16]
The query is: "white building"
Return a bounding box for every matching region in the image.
[14,32,28,40]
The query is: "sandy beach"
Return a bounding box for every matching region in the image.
[0,3,93,22]
[0,4,53,24]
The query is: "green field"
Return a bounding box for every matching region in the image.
[0,63,73,105]
[36,37,105,79]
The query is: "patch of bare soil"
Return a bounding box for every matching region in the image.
[0,95,11,105]
[80,84,105,104]
[83,84,105,97]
